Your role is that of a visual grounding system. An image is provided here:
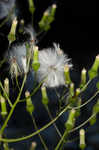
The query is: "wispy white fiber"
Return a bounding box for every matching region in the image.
[36,43,73,87]
[0,0,15,19]
[6,44,28,77]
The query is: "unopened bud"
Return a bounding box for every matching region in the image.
[30,142,37,150]
[32,46,40,71]
[51,4,57,16]
[28,0,35,14]
[64,65,71,85]
[69,83,74,96]
[8,17,18,44]
[4,78,9,97]
[76,88,80,97]
[88,55,99,79]
[19,19,24,33]
[41,85,49,106]
[90,100,99,125]
[25,91,34,115]
[79,129,86,150]
[65,109,76,131]
[0,96,7,118]
[80,68,86,87]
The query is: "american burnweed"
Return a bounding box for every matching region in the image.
[0,1,99,150]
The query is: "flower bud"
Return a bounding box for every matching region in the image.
[4,78,9,97]
[51,4,57,16]
[90,100,99,125]
[32,46,40,71]
[80,68,86,88]
[8,17,18,44]
[30,142,37,150]
[38,4,57,31]
[28,0,35,14]
[79,129,86,150]
[88,55,99,79]
[19,19,24,33]
[64,65,71,85]
[69,83,74,96]
[25,91,34,115]
[39,11,49,31]
[75,88,80,97]
[65,109,76,131]
[41,85,49,106]
[0,96,7,118]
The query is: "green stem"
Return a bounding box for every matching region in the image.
[46,106,62,138]
[0,105,69,143]
[71,90,99,110]
[31,115,48,150]
[55,113,96,150]
[15,75,21,91]
[0,75,27,135]
[0,81,13,107]
[55,130,68,150]
[69,113,96,133]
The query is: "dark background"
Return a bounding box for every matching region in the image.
[35,0,98,71]
[0,1,99,150]
[0,0,98,70]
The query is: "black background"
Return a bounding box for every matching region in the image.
[35,0,98,71]
[0,0,98,70]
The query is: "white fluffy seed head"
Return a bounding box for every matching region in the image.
[6,44,28,77]
[36,43,73,87]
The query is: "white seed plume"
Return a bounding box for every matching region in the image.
[0,0,15,19]
[5,24,37,78]
[6,44,28,77]
[36,43,73,87]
